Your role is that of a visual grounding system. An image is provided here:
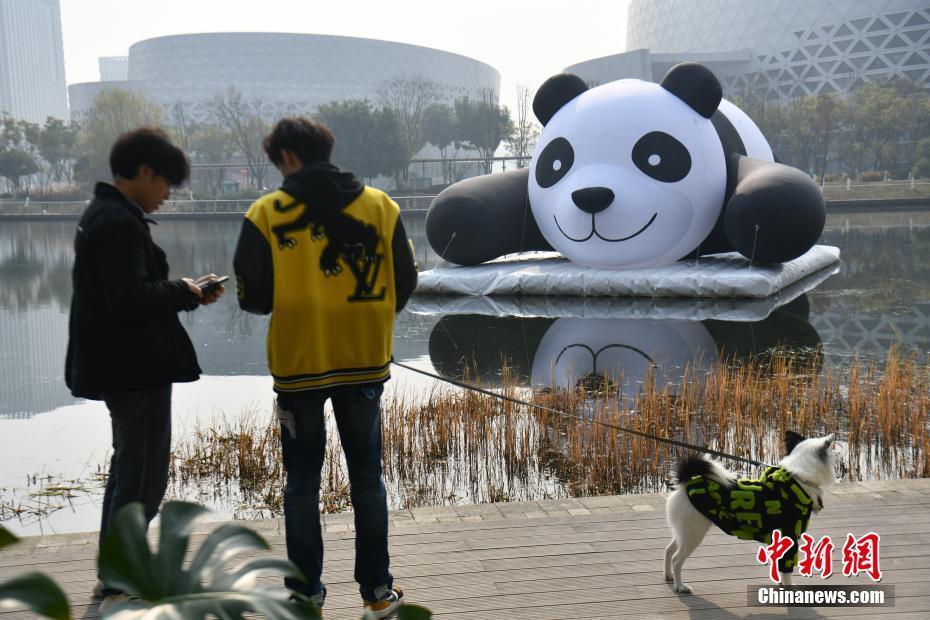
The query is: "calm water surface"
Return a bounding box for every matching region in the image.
[1,209,929,535]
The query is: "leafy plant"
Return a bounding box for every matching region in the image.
[2,503,433,620]
[0,525,71,619]
[98,501,319,619]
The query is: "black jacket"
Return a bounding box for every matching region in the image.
[65,183,201,399]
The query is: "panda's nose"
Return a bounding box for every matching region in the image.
[571,187,615,213]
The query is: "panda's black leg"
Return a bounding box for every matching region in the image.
[723,155,826,264]
[426,168,552,266]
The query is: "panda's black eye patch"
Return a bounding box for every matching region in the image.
[535,137,574,188]
[632,132,691,183]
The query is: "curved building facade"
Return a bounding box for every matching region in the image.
[67,81,134,123]
[70,33,500,123]
[567,0,930,99]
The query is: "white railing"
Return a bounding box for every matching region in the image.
[0,195,437,216]
[1,181,927,217]
[820,181,930,202]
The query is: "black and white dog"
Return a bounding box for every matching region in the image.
[665,431,837,593]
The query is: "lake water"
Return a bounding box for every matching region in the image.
[2,209,929,535]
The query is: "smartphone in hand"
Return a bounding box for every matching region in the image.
[199,276,229,296]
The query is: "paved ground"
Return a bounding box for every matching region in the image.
[2,478,929,619]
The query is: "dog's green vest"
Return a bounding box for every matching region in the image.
[683,466,814,573]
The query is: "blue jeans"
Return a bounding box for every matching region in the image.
[276,383,392,602]
[98,385,172,555]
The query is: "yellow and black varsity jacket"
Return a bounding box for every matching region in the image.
[233,163,417,393]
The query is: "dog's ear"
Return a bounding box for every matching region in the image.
[785,430,806,455]
[818,433,836,460]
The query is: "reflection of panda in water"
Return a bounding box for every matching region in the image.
[427,63,825,268]
[428,296,822,393]
[532,318,715,394]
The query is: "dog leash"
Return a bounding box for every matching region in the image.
[392,360,776,469]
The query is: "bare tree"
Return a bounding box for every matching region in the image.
[207,87,269,189]
[504,85,539,168]
[783,97,816,174]
[169,101,194,154]
[423,103,463,184]
[732,83,786,155]
[892,79,930,173]
[456,89,512,174]
[73,87,164,187]
[189,124,235,196]
[377,75,438,183]
[809,93,844,180]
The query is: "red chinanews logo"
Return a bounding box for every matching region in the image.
[756,531,882,583]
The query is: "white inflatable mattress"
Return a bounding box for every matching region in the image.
[415,245,840,300]
[408,261,837,322]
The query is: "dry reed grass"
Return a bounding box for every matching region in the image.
[164,349,930,518]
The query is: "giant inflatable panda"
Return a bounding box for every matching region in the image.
[426,63,826,269]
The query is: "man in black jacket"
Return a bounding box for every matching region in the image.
[65,128,224,600]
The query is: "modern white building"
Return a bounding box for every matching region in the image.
[98,56,129,82]
[0,0,68,122]
[69,33,501,123]
[567,0,930,99]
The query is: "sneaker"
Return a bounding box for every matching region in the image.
[92,580,122,600]
[91,580,106,599]
[363,585,404,619]
[290,591,324,618]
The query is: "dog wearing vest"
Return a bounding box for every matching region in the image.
[665,431,837,593]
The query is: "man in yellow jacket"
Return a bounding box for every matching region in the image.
[233,117,416,617]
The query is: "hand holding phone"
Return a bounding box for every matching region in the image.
[199,275,229,297]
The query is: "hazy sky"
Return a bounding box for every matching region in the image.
[60,0,632,111]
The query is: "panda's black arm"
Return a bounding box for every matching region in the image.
[428,315,554,386]
[723,155,826,264]
[425,168,553,266]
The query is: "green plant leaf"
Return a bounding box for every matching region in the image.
[212,556,305,591]
[102,591,311,620]
[187,523,270,584]
[0,573,71,620]
[98,502,158,600]
[154,501,210,595]
[397,604,433,620]
[0,525,19,550]
[95,501,320,619]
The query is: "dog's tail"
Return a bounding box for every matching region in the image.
[672,455,734,489]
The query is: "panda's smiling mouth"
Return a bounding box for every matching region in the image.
[554,212,658,243]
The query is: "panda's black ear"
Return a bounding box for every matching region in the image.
[533,73,589,126]
[660,63,722,119]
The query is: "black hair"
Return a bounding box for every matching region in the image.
[109,127,190,187]
[263,117,335,167]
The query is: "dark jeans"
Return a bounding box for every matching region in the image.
[276,383,392,602]
[98,385,172,553]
